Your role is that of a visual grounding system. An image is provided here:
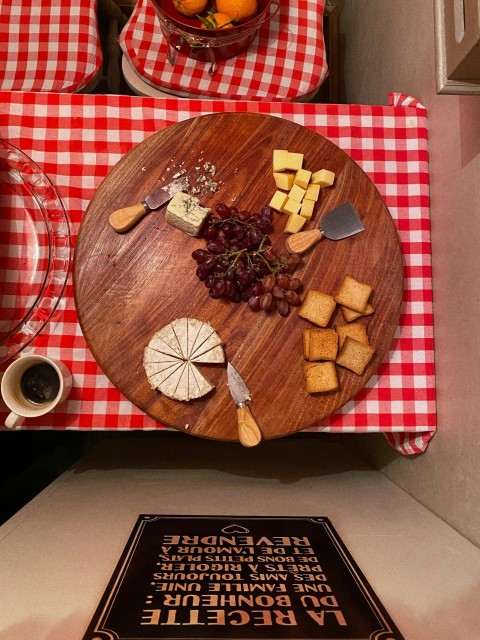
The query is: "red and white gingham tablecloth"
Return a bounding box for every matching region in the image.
[119,0,328,101]
[0,0,102,93]
[0,91,435,455]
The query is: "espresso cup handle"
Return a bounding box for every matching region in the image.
[5,411,23,429]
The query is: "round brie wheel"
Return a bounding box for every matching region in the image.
[143,318,224,401]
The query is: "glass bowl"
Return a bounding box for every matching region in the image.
[0,140,71,365]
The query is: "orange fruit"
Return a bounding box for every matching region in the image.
[200,12,234,29]
[215,0,258,23]
[173,0,208,17]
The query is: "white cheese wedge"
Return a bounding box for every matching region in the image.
[166,191,210,237]
[188,362,215,399]
[149,335,182,359]
[158,361,186,399]
[186,318,204,358]
[174,362,190,402]
[156,324,183,356]
[192,344,225,364]
[143,347,179,365]
[190,331,223,361]
[170,317,189,360]
[144,360,180,379]
[147,362,183,390]
[188,322,216,359]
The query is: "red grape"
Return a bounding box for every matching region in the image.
[192,203,304,316]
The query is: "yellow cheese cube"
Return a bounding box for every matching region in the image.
[285,152,304,171]
[304,183,321,202]
[273,150,289,172]
[269,190,289,212]
[285,213,307,234]
[300,199,315,219]
[311,169,335,187]
[288,184,306,203]
[283,198,302,216]
[273,171,294,190]
[294,168,312,190]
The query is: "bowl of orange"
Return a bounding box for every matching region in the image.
[151,0,278,63]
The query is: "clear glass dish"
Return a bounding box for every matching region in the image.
[0,139,71,365]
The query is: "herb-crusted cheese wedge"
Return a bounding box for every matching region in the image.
[166,191,210,237]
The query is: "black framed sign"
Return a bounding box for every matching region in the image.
[83,515,404,640]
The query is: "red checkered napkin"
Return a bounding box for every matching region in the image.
[0,92,435,455]
[119,0,328,101]
[0,0,102,92]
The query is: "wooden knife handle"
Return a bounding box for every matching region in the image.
[109,203,148,233]
[285,228,325,254]
[236,405,262,447]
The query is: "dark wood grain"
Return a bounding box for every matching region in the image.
[73,113,403,442]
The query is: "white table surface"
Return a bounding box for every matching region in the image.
[0,435,479,640]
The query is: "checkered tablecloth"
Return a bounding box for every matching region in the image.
[0,91,435,455]
[119,0,328,101]
[0,0,102,92]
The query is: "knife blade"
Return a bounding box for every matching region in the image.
[285,201,365,254]
[109,175,189,233]
[227,362,262,448]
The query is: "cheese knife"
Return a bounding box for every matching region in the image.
[227,362,262,447]
[109,175,189,233]
[285,201,365,254]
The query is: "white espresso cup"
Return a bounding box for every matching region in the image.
[1,354,72,428]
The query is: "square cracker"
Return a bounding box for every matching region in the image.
[336,336,375,375]
[303,361,339,393]
[335,275,372,314]
[335,323,369,349]
[303,328,338,361]
[299,290,336,327]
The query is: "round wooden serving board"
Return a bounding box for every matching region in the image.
[73,113,403,443]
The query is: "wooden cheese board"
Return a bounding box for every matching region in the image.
[73,113,403,443]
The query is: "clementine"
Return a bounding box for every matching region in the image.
[215,0,258,23]
[200,12,235,28]
[173,0,208,17]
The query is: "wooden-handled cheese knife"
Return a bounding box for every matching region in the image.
[286,201,365,254]
[109,176,189,233]
[227,362,262,447]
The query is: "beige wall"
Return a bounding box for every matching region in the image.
[338,0,480,547]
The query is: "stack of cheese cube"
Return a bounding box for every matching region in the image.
[268,150,335,234]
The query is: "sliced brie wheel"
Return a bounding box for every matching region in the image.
[144,318,224,402]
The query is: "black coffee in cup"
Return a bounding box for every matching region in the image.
[20,363,60,404]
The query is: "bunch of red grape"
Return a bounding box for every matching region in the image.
[192,203,303,316]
